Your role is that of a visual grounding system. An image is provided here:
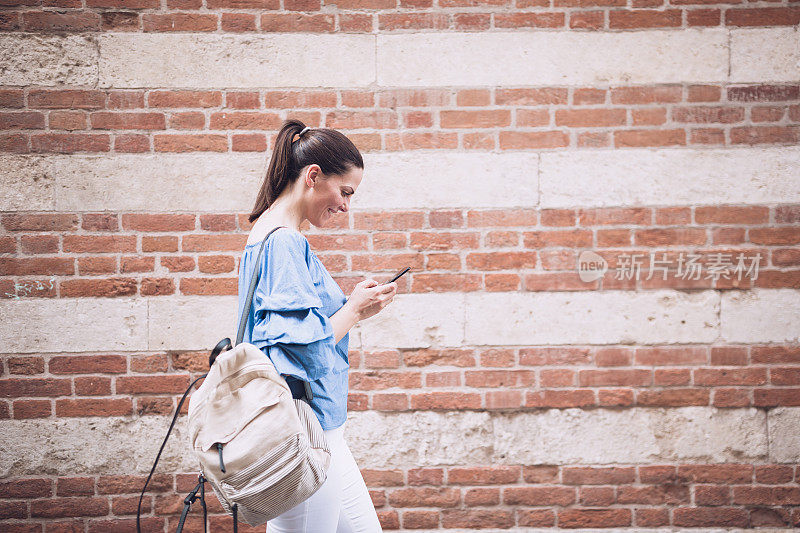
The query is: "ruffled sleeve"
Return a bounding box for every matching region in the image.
[248,229,341,382]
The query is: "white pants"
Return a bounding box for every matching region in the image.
[266,420,383,533]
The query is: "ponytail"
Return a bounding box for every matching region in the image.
[248,119,364,223]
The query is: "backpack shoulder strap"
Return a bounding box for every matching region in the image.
[235,225,288,346]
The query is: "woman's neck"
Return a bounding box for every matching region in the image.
[258,197,304,233]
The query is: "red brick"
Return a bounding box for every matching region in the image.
[752,345,800,364]
[726,7,800,26]
[57,477,95,497]
[49,355,127,374]
[0,111,45,129]
[49,111,88,131]
[499,130,569,149]
[13,399,51,418]
[7,356,45,375]
[221,12,257,31]
[153,134,227,152]
[556,108,626,127]
[75,377,112,396]
[29,90,105,110]
[142,13,217,31]
[148,90,222,108]
[409,392,481,409]
[729,85,799,102]
[504,486,575,506]
[539,209,576,227]
[30,497,109,518]
[750,227,800,245]
[635,347,707,366]
[387,487,460,507]
[441,509,514,528]
[0,477,53,498]
[31,133,110,153]
[0,378,71,398]
[90,112,165,130]
[261,13,335,31]
[754,388,800,407]
[0,89,24,108]
[206,0,278,7]
[526,389,595,408]
[55,398,132,417]
[673,105,745,123]
[673,506,748,527]
[210,111,280,130]
[0,501,26,519]
[448,466,520,485]
[558,508,632,528]
[114,134,150,152]
[637,388,709,406]
[610,8,681,28]
[115,375,190,394]
[730,125,800,144]
[97,474,171,494]
[695,368,767,386]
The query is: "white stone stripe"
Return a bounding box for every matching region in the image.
[377,29,731,86]
[0,296,364,354]
[1,407,797,476]
[0,34,97,87]
[730,26,800,84]
[2,290,798,353]
[95,28,794,87]
[2,29,796,88]
[2,297,148,353]
[460,290,720,348]
[539,145,800,209]
[1,146,798,212]
[97,33,376,89]
[721,289,800,344]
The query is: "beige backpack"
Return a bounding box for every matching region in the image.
[137,226,331,532]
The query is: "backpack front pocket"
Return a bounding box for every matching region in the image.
[220,432,328,523]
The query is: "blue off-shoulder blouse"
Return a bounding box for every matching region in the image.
[235,227,350,431]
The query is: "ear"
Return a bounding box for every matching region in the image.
[304,164,321,188]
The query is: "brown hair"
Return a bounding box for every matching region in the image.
[248,119,364,223]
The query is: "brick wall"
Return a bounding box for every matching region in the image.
[1,0,799,531]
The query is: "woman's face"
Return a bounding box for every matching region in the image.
[304,164,363,227]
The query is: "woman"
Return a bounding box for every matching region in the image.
[236,119,397,532]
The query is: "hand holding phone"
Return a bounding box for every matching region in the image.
[384,267,410,284]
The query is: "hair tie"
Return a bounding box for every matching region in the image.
[293,126,311,143]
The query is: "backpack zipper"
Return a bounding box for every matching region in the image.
[216,442,226,473]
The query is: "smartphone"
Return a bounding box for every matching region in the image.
[384,267,410,284]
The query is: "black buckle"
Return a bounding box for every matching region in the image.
[209,338,232,368]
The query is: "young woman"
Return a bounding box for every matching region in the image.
[236,119,397,532]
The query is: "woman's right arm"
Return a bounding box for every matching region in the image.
[330,303,360,345]
[330,279,398,344]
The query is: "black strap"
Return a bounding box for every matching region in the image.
[210,226,287,368]
[231,225,314,403]
[235,226,287,347]
[136,373,207,533]
[175,474,208,533]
